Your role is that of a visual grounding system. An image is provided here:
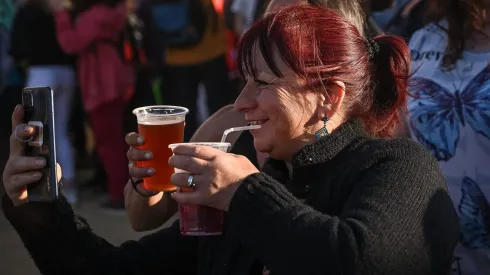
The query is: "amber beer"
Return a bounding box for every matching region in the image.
[133,106,189,192]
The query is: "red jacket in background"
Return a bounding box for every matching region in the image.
[55,4,134,112]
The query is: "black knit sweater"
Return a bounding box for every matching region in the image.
[2,118,459,275]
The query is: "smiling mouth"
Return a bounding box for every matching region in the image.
[248,120,268,126]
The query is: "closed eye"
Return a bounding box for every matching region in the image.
[255,79,270,86]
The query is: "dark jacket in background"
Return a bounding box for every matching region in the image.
[135,0,166,73]
[10,3,74,66]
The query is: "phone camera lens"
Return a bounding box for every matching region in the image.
[24,94,34,107]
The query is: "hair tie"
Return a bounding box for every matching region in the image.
[365,38,380,60]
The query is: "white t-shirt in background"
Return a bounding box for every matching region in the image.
[408,23,490,275]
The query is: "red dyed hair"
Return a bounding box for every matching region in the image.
[237,5,410,138]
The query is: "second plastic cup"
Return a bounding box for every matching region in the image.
[133,106,189,192]
[169,142,231,236]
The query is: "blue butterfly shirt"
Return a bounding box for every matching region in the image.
[408,24,490,275]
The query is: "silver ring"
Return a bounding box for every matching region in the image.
[187,174,196,189]
[14,124,34,143]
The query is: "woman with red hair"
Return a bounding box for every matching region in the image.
[123,0,369,233]
[3,5,458,274]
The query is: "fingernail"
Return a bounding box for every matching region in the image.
[35,158,46,167]
[147,168,155,176]
[32,172,42,178]
[144,152,152,160]
[137,136,144,144]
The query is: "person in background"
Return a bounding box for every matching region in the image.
[268,0,395,37]
[382,0,427,40]
[0,0,15,93]
[9,0,77,203]
[123,0,164,134]
[229,0,257,37]
[229,0,270,37]
[69,89,87,161]
[406,0,490,274]
[122,0,388,232]
[155,0,232,141]
[359,0,395,36]
[222,0,270,107]
[51,0,134,209]
[0,0,18,181]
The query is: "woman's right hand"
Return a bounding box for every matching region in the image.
[125,133,157,196]
[2,106,54,206]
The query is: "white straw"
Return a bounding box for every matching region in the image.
[221,125,262,143]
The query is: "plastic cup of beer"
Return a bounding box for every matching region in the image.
[133,106,189,192]
[168,142,231,236]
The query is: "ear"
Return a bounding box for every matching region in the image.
[317,81,345,120]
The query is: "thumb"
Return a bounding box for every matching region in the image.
[11,105,24,133]
[56,163,62,183]
[9,105,28,157]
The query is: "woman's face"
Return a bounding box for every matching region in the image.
[234,49,323,161]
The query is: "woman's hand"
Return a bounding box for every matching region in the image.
[2,105,62,206]
[125,132,158,196]
[168,145,259,211]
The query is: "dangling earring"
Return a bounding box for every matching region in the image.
[315,117,329,140]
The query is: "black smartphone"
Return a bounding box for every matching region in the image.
[22,87,59,201]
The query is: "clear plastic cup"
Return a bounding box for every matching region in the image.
[133,106,189,192]
[169,142,231,236]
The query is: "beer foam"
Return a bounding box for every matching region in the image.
[137,116,185,125]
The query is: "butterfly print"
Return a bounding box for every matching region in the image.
[459,177,490,249]
[408,66,490,161]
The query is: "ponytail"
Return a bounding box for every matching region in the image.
[363,35,411,138]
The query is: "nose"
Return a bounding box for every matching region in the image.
[234,81,258,114]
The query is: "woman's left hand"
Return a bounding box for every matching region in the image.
[169,145,259,211]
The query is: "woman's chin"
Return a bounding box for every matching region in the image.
[253,138,272,154]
